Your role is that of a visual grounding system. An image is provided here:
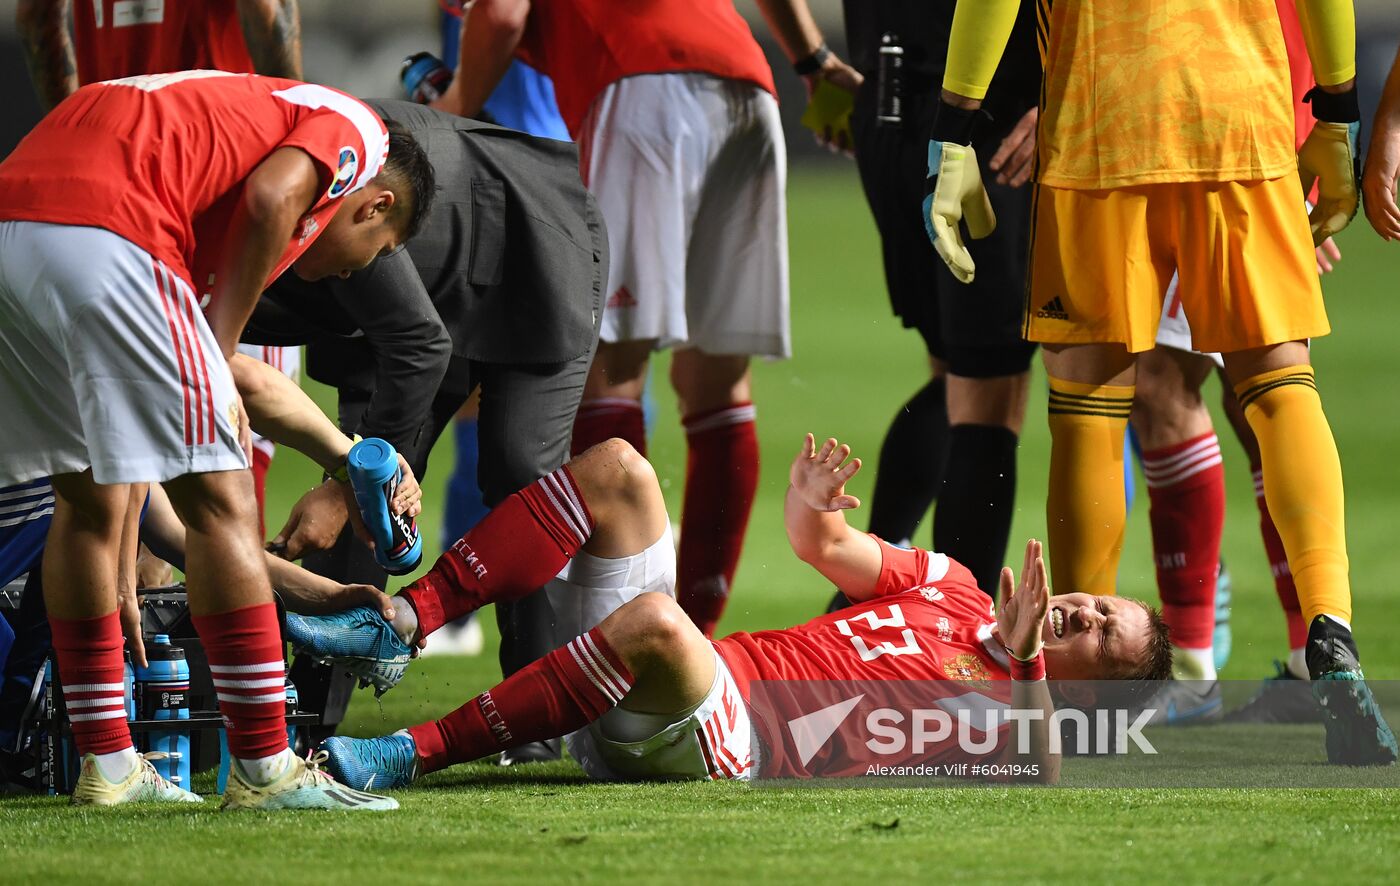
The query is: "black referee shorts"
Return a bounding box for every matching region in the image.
[851,82,1036,379]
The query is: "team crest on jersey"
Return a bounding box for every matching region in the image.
[945,653,989,685]
[917,585,945,603]
[327,146,359,199]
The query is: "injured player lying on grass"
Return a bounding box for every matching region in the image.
[285,435,1173,786]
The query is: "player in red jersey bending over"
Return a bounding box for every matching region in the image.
[289,435,1171,788]
[0,70,434,809]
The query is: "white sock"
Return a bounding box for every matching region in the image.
[235,747,294,786]
[391,598,420,646]
[1172,646,1217,681]
[1287,647,1309,680]
[94,746,141,782]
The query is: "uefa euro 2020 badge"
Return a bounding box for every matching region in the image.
[327,145,359,200]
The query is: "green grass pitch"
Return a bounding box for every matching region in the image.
[4,168,1400,883]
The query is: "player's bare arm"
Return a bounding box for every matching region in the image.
[785,433,884,599]
[433,0,531,118]
[236,0,304,79]
[996,539,1060,784]
[752,0,862,153]
[139,482,398,621]
[209,146,322,360]
[1364,42,1400,240]
[229,352,421,519]
[16,0,78,112]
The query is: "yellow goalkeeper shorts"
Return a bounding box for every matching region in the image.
[1025,175,1328,353]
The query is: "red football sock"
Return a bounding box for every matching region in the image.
[192,602,288,760]
[1142,432,1224,649]
[409,626,633,772]
[401,466,594,636]
[1254,466,1306,649]
[571,398,646,457]
[677,403,759,636]
[49,612,134,756]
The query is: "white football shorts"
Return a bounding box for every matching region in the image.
[1155,273,1224,368]
[547,524,754,781]
[579,72,790,358]
[0,221,245,485]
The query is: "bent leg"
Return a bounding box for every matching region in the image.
[408,593,714,773]
[401,439,667,637]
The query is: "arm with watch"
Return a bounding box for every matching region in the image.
[228,352,423,559]
[752,0,863,153]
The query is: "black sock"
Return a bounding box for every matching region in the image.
[933,424,1019,598]
[827,378,950,614]
[867,377,949,542]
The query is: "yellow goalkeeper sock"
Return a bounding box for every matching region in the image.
[1046,377,1134,597]
[1235,366,1351,626]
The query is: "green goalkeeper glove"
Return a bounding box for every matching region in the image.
[923,101,995,284]
[1298,85,1362,246]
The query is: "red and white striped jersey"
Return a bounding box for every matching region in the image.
[0,72,386,293]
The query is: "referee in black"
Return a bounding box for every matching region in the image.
[248,100,604,763]
[813,0,1041,601]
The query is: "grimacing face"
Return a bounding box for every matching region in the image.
[292,188,401,282]
[1039,592,1152,681]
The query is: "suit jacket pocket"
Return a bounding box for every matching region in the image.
[468,179,506,287]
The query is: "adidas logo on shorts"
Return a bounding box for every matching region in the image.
[1036,296,1069,320]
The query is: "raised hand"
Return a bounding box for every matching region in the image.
[997,539,1050,661]
[789,433,862,512]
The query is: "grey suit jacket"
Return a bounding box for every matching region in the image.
[249,100,605,450]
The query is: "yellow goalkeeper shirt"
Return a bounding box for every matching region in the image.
[1036,0,1296,189]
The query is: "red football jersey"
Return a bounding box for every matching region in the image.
[0,72,387,293]
[715,539,1012,697]
[514,0,777,137]
[1275,0,1316,151]
[716,539,1016,778]
[73,0,254,83]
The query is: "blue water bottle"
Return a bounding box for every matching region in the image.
[135,635,191,789]
[347,438,423,574]
[401,51,454,104]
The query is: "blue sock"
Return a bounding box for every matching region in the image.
[442,419,490,550]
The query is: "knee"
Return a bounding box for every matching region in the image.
[166,471,257,535]
[614,592,696,661]
[577,437,656,498]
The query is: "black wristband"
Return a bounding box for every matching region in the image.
[1304,85,1361,124]
[930,100,983,146]
[793,42,832,76]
